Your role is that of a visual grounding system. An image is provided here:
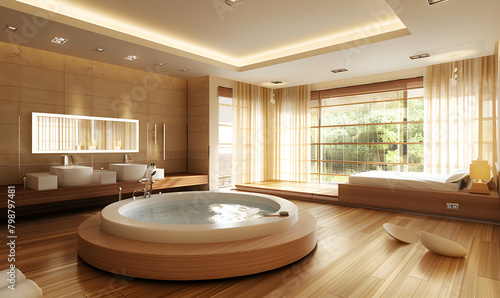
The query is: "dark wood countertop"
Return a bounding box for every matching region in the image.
[0,173,208,207]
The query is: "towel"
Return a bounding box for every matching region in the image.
[0,267,26,288]
[0,279,43,297]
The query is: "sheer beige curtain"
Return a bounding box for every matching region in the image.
[233,82,273,184]
[424,55,497,174]
[273,85,311,181]
[232,82,310,184]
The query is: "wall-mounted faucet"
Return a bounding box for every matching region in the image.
[123,154,131,164]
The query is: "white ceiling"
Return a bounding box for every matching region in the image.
[1,0,499,88]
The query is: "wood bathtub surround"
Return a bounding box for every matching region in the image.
[78,211,317,280]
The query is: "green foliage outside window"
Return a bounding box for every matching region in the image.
[311,90,424,183]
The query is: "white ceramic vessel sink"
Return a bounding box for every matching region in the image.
[109,164,147,182]
[50,165,93,187]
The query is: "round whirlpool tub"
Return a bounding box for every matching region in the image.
[78,191,317,280]
[100,191,298,243]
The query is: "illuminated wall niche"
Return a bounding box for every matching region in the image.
[32,112,139,153]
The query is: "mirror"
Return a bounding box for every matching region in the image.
[32,112,139,153]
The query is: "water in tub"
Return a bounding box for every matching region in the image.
[122,199,278,224]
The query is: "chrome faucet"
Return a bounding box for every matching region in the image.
[150,170,156,195]
[61,154,74,166]
[123,154,131,163]
[132,178,150,199]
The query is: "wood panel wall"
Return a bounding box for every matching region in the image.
[187,76,209,181]
[0,41,188,186]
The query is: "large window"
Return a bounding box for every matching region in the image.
[218,94,233,188]
[310,78,424,183]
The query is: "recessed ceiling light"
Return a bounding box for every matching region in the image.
[156,62,164,66]
[178,68,188,72]
[428,0,448,5]
[124,55,139,61]
[51,37,68,45]
[3,24,18,33]
[331,68,348,73]
[271,81,283,85]
[224,0,244,7]
[94,47,105,53]
[409,53,430,60]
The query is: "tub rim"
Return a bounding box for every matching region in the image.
[100,191,298,243]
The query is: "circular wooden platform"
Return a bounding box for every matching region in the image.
[77,211,317,280]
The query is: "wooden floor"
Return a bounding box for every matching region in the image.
[1,198,499,297]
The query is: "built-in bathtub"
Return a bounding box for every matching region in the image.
[78,191,317,280]
[100,191,298,243]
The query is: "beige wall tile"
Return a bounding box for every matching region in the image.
[0,166,20,185]
[166,159,188,173]
[65,55,92,76]
[93,78,118,98]
[20,153,61,165]
[0,154,19,166]
[147,73,187,92]
[168,116,188,132]
[65,73,93,95]
[166,89,187,107]
[65,93,92,109]
[65,106,93,116]
[0,62,20,87]
[118,67,148,85]
[20,165,52,175]
[166,151,188,160]
[167,131,187,151]
[92,108,119,118]
[0,42,19,64]
[119,82,148,102]
[171,76,188,92]
[118,111,147,124]
[188,76,209,92]
[148,87,169,104]
[188,160,209,174]
[188,132,209,151]
[19,102,64,126]
[170,105,187,117]
[188,89,210,107]
[93,61,120,80]
[0,101,20,125]
[20,88,64,105]
[147,113,169,124]
[19,124,32,155]
[120,98,148,114]
[19,125,33,155]
[19,46,64,71]
[0,125,19,154]
[188,151,209,161]
[0,42,189,177]
[20,66,64,92]
[93,96,119,111]
[188,104,209,117]
[147,103,169,116]
[146,72,164,89]
[188,115,209,132]
[0,86,19,102]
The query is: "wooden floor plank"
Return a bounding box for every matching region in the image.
[0,196,498,297]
